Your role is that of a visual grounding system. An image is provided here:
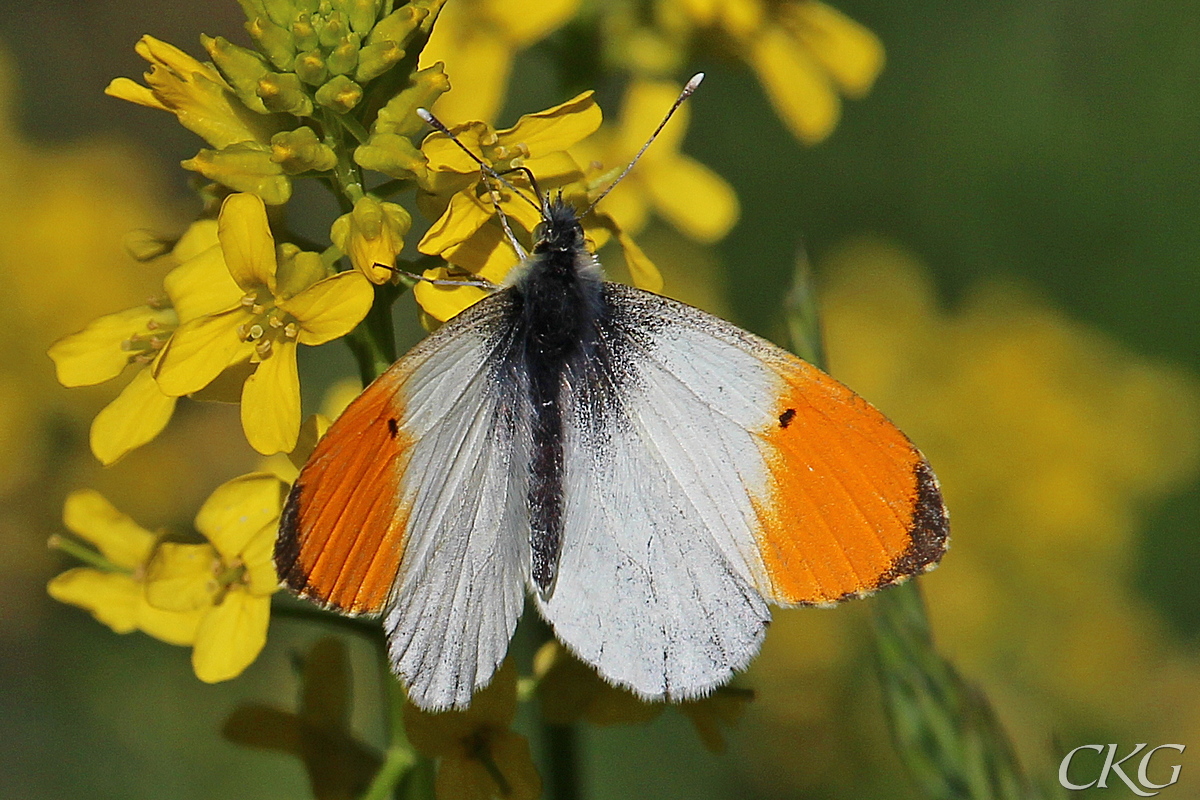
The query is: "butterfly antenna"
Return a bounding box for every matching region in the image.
[416,108,544,215]
[584,72,705,217]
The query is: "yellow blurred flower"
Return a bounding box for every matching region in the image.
[611,0,882,144]
[47,490,203,646]
[154,193,373,455]
[420,0,581,123]
[573,78,739,244]
[47,220,233,465]
[738,239,1200,796]
[106,35,282,150]
[405,659,541,800]
[144,473,288,683]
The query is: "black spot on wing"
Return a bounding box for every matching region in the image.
[778,408,796,428]
[386,418,399,438]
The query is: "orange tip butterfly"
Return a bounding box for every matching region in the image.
[275,74,949,711]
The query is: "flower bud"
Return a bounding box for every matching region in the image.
[257,72,313,116]
[326,33,360,75]
[354,39,403,83]
[346,0,380,34]
[314,75,362,112]
[330,195,412,283]
[293,49,328,85]
[270,126,337,174]
[182,143,292,206]
[370,63,449,137]
[246,16,296,71]
[318,10,350,48]
[291,14,319,51]
[366,4,425,47]
[354,133,427,180]
[202,35,274,114]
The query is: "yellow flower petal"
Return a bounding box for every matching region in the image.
[240,524,281,596]
[164,244,242,323]
[613,226,663,293]
[275,250,329,300]
[89,368,178,466]
[154,308,253,396]
[331,197,413,283]
[435,731,542,800]
[419,189,495,255]
[47,569,141,634]
[62,489,156,569]
[413,268,492,322]
[241,344,301,455]
[144,542,220,612]
[644,156,740,244]
[281,271,374,345]
[192,589,271,683]
[136,599,204,646]
[218,193,278,292]
[749,24,840,145]
[48,305,175,387]
[172,218,220,261]
[406,660,520,753]
[616,81,689,159]
[105,77,169,111]
[487,0,578,42]
[195,473,288,558]
[499,91,602,156]
[440,221,521,280]
[421,15,512,124]
[784,1,885,97]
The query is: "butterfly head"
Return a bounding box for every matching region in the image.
[532,196,586,256]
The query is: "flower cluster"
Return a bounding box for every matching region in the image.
[421,0,883,145]
[49,474,288,683]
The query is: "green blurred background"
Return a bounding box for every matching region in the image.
[2,0,1198,798]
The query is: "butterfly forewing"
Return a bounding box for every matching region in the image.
[277,294,532,711]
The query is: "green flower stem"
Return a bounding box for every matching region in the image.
[361,673,419,800]
[783,257,1036,799]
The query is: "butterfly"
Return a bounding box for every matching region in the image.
[275,76,949,712]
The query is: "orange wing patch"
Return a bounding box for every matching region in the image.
[753,359,948,605]
[276,376,412,615]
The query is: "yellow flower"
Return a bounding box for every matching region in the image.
[405,659,542,800]
[144,473,288,683]
[413,91,601,321]
[106,35,282,149]
[573,79,739,244]
[154,193,374,455]
[650,0,882,144]
[47,490,203,646]
[420,0,581,123]
[47,220,236,465]
[330,195,413,284]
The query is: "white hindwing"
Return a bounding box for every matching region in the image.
[538,284,781,701]
[383,296,531,711]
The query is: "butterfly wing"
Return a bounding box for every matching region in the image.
[537,283,948,701]
[276,293,531,711]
